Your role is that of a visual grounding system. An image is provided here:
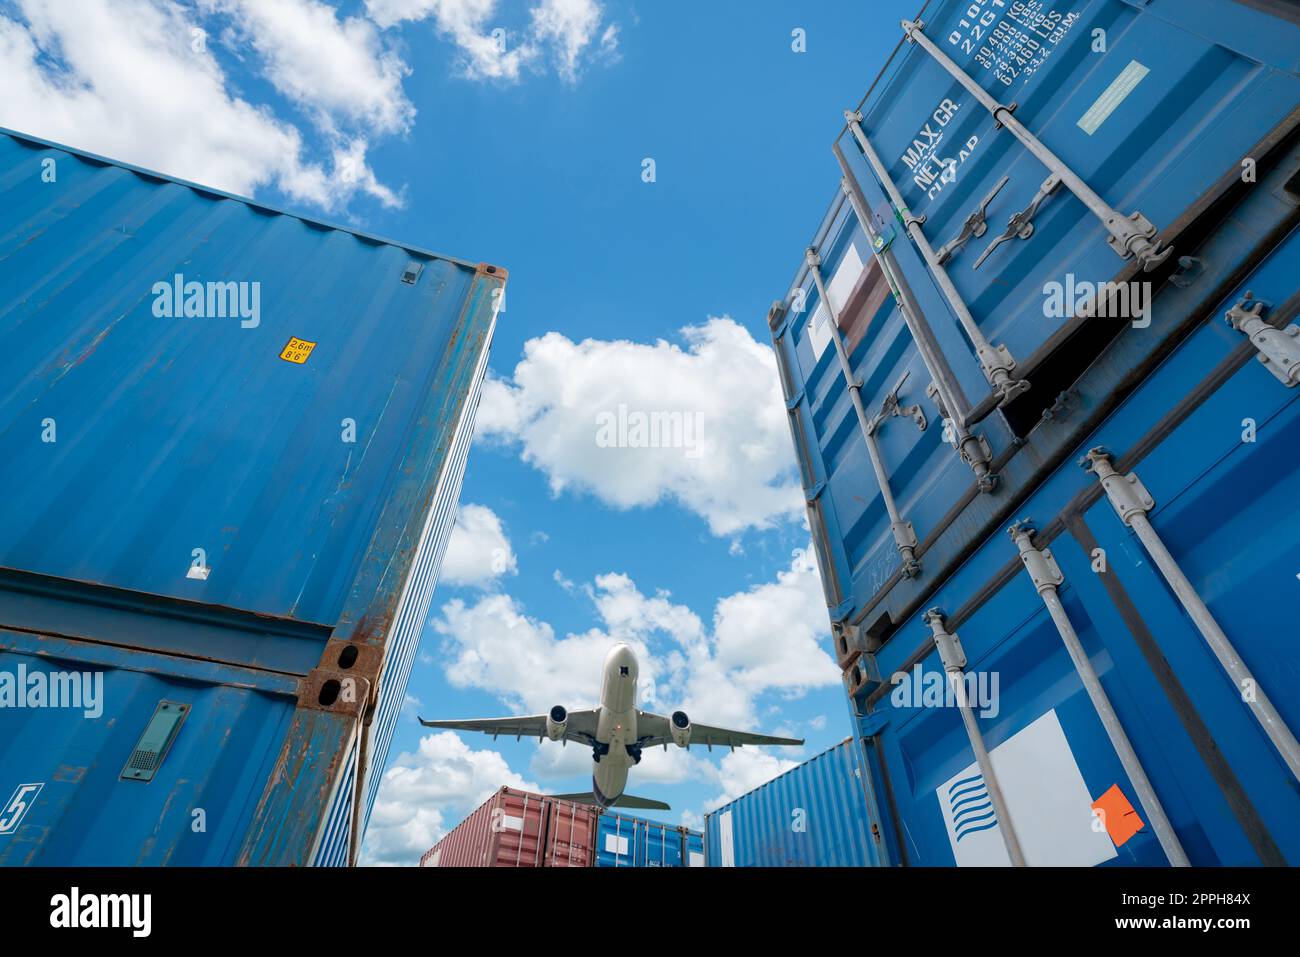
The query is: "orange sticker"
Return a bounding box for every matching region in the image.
[1092,783,1144,847]
[280,337,316,364]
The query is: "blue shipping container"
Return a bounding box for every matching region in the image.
[0,128,505,866]
[704,739,876,867]
[772,0,1300,865]
[594,811,701,868]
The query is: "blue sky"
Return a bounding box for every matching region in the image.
[0,0,916,864]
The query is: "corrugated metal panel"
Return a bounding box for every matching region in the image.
[771,0,1300,861]
[594,811,692,867]
[683,828,705,867]
[0,129,485,626]
[852,222,1300,868]
[420,787,598,868]
[851,222,1300,866]
[543,799,598,867]
[0,127,505,865]
[704,739,876,867]
[773,0,1300,643]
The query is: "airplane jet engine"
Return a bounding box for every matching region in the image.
[670,710,691,747]
[546,705,568,741]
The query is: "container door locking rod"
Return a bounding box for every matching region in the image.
[807,248,922,577]
[1084,449,1300,783]
[843,110,1029,407]
[900,19,1173,273]
[835,170,998,490]
[1008,521,1190,866]
[924,608,1027,866]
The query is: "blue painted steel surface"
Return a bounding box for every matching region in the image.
[683,827,704,867]
[774,1,1300,866]
[0,640,296,865]
[775,0,1300,637]
[0,128,504,865]
[854,223,1300,865]
[594,811,697,868]
[704,739,876,867]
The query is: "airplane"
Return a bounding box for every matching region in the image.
[419,643,803,811]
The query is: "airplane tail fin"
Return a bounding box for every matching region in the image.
[549,792,671,811]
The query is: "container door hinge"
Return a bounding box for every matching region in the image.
[1226,298,1300,387]
[974,174,1060,269]
[1169,255,1205,288]
[936,175,1008,265]
[1040,389,1080,423]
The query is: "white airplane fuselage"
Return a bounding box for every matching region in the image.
[591,644,640,807]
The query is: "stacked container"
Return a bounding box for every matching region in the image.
[421,787,705,868]
[594,812,703,868]
[420,787,597,868]
[0,128,505,866]
[773,0,1300,866]
[704,739,874,867]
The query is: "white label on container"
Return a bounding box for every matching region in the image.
[604,834,629,855]
[688,851,705,868]
[936,709,1117,867]
[428,848,441,867]
[1078,60,1149,136]
[718,810,735,868]
[500,814,524,832]
[807,241,865,360]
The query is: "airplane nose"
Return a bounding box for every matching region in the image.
[606,643,638,678]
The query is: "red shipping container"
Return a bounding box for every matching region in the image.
[419,787,597,868]
[543,797,597,867]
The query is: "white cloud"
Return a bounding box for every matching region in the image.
[361,731,537,866]
[476,318,804,536]
[202,0,414,134]
[440,504,518,587]
[0,0,399,210]
[369,0,536,81]
[529,0,618,81]
[434,591,651,712]
[704,749,801,811]
[365,0,617,83]
[709,545,838,701]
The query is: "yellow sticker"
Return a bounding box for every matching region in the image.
[280,337,316,364]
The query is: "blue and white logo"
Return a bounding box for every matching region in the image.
[946,773,998,842]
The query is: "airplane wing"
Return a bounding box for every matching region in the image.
[636,711,804,750]
[418,710,600,747]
